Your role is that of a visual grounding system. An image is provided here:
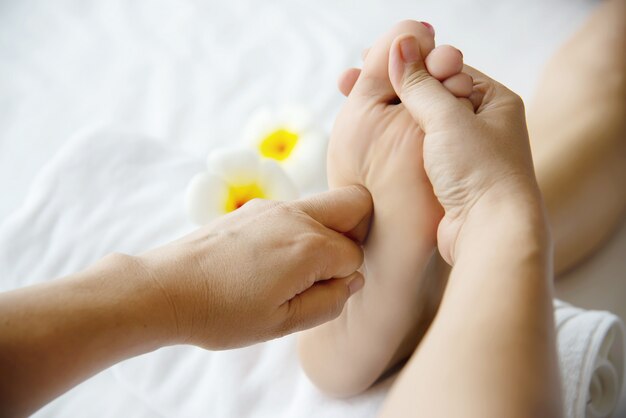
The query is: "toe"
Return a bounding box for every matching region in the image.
[388,35,469,132]
[352,20,435,102]
[442,72,474,98]
[337,68,361,97]
[425,45,463,81]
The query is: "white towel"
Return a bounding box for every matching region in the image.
[0,131,624,417]
[555,300,625,418]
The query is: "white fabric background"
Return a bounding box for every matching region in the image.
[0,131,393,417]
[0,0,598,220]
[1,0,624,416]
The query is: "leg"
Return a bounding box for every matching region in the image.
[528,0,626,274]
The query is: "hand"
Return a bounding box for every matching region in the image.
[134,185,372,349]
[388,34,545,263]
[0,185,371,416]
[378,34,561,418]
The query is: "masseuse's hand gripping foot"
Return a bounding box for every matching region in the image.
[298,20,473,397]
[0,186,373,416]
[379,33,562,418]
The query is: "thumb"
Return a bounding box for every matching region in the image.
[280,272,364,334]
[388,35,470,132]
[294,186,373,242]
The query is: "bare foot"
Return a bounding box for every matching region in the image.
[298,20,468,396]
[528,0,626,274]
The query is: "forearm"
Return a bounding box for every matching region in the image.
[0,254,174,417]
[380,197,563,418]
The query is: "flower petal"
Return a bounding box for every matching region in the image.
[281,131,328,192]
[242,107,276,146]
[277,105,312,133]
[207,148,260,185]
[185,172,228,225]
[258,159,299,201]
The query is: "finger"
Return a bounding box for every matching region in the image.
[337,67,361,97]
[293,185,373,238]
[462,64,521,116]
[442,72,474,98]
[280,272,364,333]
[354,20,434,102]
[316,230,364,279]
[388,34,471,132]
[344,210,371,244]
[468,88,485,112]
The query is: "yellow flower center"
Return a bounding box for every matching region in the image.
[259,129,298,161]
[225,183,266,213]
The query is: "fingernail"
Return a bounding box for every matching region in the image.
[420,21,435,36]
[348,275,364,296]
[399,36,421,64]
[457,48,463,59]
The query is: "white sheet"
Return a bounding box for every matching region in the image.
[0,0,596,220]
[2,0,625,416]
[0,131,392,417]
[0,129,622,417]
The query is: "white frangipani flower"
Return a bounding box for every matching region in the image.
[185,148,298,225]
[242,106,327,191]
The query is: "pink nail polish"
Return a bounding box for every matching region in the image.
[420,21,435,36]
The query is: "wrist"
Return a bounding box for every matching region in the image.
[83,253,180,350]
[452,185,551,266]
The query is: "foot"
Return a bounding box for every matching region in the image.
[298,20,471,396]
[528,0,626,274]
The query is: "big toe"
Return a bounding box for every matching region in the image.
[389,35,469,131]
[352,20,435,103]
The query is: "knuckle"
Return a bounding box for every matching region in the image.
[280,298,303,333]
[301,231,327,254]
[342,184,370,205]
[275,200,303,218]
[339,239,363,269]
[403,68,433,92]
[512,94,525,111]
[504,90,526,114]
